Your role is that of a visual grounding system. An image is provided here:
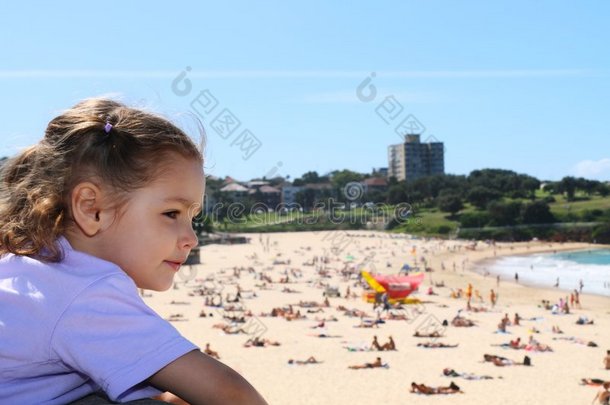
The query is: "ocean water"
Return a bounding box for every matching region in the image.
[485,249,610,297]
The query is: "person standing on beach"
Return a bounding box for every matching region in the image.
[0,98,268,405]
[515,272,519,283]
[490,289,497,308]
[604,350,610,370]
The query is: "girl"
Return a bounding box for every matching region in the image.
[0,98,268,405]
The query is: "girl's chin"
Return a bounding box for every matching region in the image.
[137,280,174,292]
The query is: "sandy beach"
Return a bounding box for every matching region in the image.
[143,231,610,405]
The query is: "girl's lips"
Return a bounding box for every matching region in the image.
[165,261,182,272]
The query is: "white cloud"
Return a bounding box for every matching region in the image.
[572,158,610,180]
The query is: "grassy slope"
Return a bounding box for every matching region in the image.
[215,193,610,236]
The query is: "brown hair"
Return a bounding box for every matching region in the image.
[0,98,203,262]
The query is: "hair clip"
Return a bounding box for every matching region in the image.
[104,122,113,134]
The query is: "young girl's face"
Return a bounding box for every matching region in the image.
[96,156,204,290]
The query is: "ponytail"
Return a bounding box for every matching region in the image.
[0,145,66,261]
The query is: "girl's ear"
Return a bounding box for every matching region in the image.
[70,182,111,236]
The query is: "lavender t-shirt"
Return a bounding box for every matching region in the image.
[0,238,198,404]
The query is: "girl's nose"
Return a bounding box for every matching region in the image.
[182,224,199,250]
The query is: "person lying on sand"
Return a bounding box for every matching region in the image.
[348,357,388,369]
[483,354,531,367]
[355,318,379,328]
[493,337,525,349]
[243,337,281,347]
[298,300,326,308]
[309,332,342,338]
[576,316,594,325]
[212,323,247,334]
[442,368,493,380]
[466,303,488,313]
[524,335,553,352]
[417,342,459,349]
[451,316,476,327]
[288,356,322,365]
[170,300,190,305]
[581,378,610,386]
[385,311,409,321]
[339,308,371,318]
[414,331,444,338]
[284,310,306,321]
[165,313,187,322]
[410,381,462,395]
[553,336,598,347]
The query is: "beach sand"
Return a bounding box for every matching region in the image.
[143,231,610,405]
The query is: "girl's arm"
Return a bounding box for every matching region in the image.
[147,350,268,405]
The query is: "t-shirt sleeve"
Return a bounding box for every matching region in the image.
[50,274,198,402]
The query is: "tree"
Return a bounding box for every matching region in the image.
[295,188,316,211]
[366,190,387,204]
[596,183,610,197]
[331,169,364,202]
[437,194,463,218]
[581,179,600,196]
[266,176,287,187]
[467,186,502,210]
[293,171,329,186]
[520,201,555,224]
[387,183,408,205]
[487,201,522,226]
[521,176,541,199]
[559,177,577,201]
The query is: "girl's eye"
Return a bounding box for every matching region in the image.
[164,211,179,219]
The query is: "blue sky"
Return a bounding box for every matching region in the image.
[1,1,609,181]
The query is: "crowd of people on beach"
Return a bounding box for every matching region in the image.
[162,234,609,403]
